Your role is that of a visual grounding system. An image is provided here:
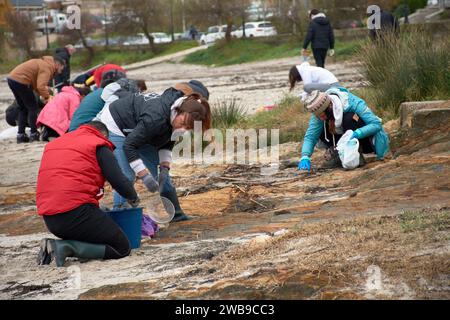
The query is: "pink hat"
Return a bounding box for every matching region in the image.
[304,90,331,117]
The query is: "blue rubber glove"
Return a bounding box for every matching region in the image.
[298,156,311,172]
[351,129,362,140]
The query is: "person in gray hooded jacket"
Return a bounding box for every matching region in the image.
[100,82,211,222]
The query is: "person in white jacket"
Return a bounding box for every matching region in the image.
[289,62,339,100]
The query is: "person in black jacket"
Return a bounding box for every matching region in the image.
[302,9,335,68]
[369,9,400,42]
[99,85,212,223]
[54,44,75,92]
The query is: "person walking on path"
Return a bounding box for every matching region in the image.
[302,9,335,68]
[36,121,140,267]
[7,56,65,143]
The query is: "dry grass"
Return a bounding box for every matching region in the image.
[192,207,450,299]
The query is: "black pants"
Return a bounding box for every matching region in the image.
[320,113,375,154]
[43,204,131,260]
[7,78,39,134]
[41,125,60,141]
[312,48,328,68]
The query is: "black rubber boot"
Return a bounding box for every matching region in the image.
[171,212,192,223]
[37,238,106,267]
[29,131,40,142]
[17,133,30,144]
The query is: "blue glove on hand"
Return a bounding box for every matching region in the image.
[298,156,311,172]
[351,130,362,140]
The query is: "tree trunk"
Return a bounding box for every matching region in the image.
[143,30,156,53]
[225,18,233,42]
[78,29,95,66]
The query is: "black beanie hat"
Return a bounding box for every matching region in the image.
[188,80,209,100]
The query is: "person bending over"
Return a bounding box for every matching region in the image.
[289,62,339,101]
[298,88,389,171]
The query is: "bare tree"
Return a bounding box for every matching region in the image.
[188,0,250,42]
[4,11,36,58]
[59,13,100,66]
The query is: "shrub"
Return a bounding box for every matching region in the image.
[358,29,450,115]
[212,98,247,130]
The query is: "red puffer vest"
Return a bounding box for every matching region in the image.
[36,125,115,216]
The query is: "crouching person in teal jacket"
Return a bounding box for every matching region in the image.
[298,87,389,171]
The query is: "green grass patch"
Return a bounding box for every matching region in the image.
[71,41,197,71]
[399,209,450,233]
[183,37,360,67]
[242,95,309,144]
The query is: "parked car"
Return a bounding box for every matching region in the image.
[232,21,277,38]
[123,34,149,46]
[151,32,172,44]
[199,25,236,46]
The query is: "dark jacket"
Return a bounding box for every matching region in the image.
[369,10,400,40]
[54,47,71,89]
[109,88,184,163]
[303,15,335,50]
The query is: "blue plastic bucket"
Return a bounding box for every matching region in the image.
[108,208,143,249]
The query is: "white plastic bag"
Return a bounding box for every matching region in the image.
[336,130,360,170]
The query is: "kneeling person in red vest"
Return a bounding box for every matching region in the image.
[36,121,140,267]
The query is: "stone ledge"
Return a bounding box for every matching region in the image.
[400,100,449,127]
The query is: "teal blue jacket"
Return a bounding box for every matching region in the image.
[69,88,104,132]
[301,87,390,159]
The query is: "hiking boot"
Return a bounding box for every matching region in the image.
[41,127,49,142]
[17,133,30,144]
[359,153,366,167]
[29,131,40,142]
[322,147,341,169]
[37,238,106,267]
[171,212,192,223]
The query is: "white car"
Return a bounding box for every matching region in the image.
[151,32,172,44]
[232,21,277,38]
[199,25,236,46]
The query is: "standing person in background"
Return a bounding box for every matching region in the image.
[302,9,335,68]
[189,25,198,40]
[368,8,400,41]
[7,56,65,143]
[54,44,75,92]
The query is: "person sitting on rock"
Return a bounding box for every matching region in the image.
[37,121,140,267]
[36,85,91,141]
[298,88,390,171]
[289,62,339,101]
[99,84,211,223]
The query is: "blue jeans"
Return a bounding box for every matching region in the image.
[109,132,182,213]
